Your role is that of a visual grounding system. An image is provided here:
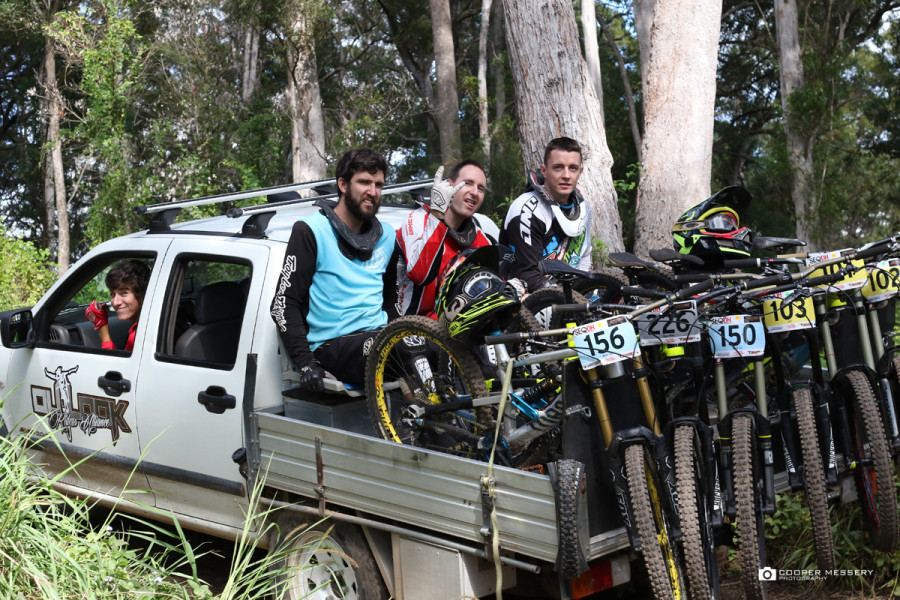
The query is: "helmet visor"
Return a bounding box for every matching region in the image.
[700,212,738,233]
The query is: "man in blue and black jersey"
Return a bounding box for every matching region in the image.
[271,149,397,391]
[499,137,593,292]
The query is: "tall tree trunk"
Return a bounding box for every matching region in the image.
[44,35,69,273]
[501,0,624,253]
[601,20,641,159]
[491,0,506,124]
[430,0,461,164]
[633,0,722,257]
[241,18,260,103]
[580,0,604,123]
[286,8,326,183]
[775,0,816,247]
[477,0,492,161]
[633,0,653,92]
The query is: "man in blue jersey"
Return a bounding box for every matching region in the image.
[271,149,397,391]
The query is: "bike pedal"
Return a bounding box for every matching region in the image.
[826,489,842,504]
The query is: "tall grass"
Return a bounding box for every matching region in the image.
[0,421,336,599]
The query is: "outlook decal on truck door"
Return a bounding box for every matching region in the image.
[30,364,132,444]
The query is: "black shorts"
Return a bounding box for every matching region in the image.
[313,329,381,385]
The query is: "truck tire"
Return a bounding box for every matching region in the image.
[269,514,388,600]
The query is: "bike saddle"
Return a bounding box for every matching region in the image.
[608,251,660,271]
[648,247,705,266]
[539,259,607,282]
[752,236,807,252]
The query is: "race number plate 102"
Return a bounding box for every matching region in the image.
[706,314,766,358]
[571,315,639,370]
[762,292,816,333]
[635,300,701,346]
[861,258,900,302]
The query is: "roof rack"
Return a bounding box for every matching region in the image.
[132,178,433,233]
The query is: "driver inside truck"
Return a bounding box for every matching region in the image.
[84,259,152,351]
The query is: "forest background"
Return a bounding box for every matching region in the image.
[1,0,899,286]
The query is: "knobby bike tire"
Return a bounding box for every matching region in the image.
[733,414,767,600]
[522,286,590,330]
[674,424,718,600]
[845,369,899,552]
[364,316,489,457]
[624,443,686,600]
[550,459,589,579]
[634,269,678,293]
[572,273,625,305]
[793,386,836,570]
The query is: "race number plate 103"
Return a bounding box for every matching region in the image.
[571,315,639,370]
[861,258,900,302]
[635,300,701,346]
[762,292,816,333]
[706,314,766,358]
[805,250,867,291]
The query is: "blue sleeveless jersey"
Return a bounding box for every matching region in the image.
[304,212,395,350]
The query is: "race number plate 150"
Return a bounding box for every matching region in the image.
[635,300,701,346]
[706,314,766,358]
[762,291,816,333]
[571,315,639,370]
[861,258,900,302]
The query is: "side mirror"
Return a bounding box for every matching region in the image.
[0,309,35,348]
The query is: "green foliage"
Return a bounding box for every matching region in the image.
[763,487,900,594]
[0,227,58,311]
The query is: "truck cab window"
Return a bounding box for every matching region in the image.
[158,256,251,368]
[42,255,156,351]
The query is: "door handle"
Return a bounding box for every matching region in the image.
[198,385,236,414]
[98,371,131,397]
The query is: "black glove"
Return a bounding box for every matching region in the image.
[299,360,325,392]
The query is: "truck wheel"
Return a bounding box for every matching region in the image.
[269,515,388,600]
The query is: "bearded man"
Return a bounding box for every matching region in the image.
[271,148,397,390]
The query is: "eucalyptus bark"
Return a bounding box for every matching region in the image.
[633,0,722,257]
[44,35,69,273]
[430,0,462,163]
[477,0,493,160]
[602,21,641,160]
[580,0,604,123]
[775,0,816,247]
[501,0,624,253]
[285,8,326,183]
[633,0,653,91]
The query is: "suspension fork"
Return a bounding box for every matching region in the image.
[714,359,736,518]
[752,357,777,515]
[865,299,900,447]
[767,333,804,491]
[804,327,839,484]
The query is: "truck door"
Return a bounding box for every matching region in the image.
[132,240,269,531]
[2,240,169,506]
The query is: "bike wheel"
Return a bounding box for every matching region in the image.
[732,414,767,600]
[625,443,686,600]
[522,286,590,330]
[845,369,899,552]
[793,386,836,569]
[572,273,624,305]
[365,316,490,457]
[673,424,719,600]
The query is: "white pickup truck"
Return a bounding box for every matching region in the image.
[0,180,633,600]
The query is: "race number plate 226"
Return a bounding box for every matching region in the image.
[571,315,639,369]
[706,314,766,358]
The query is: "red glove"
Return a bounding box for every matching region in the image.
[85,300,109,330]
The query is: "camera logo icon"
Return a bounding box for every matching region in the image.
[758,567,777,581]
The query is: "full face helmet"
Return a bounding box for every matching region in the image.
[672,186,753,264]
[435,245,521,344]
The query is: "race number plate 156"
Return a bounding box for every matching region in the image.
[861,258,900,302]
[571,315,639,369]
[706,314,766,358]
[762,292,816,333]
[805,250,867,291]
[635,300,701,346]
